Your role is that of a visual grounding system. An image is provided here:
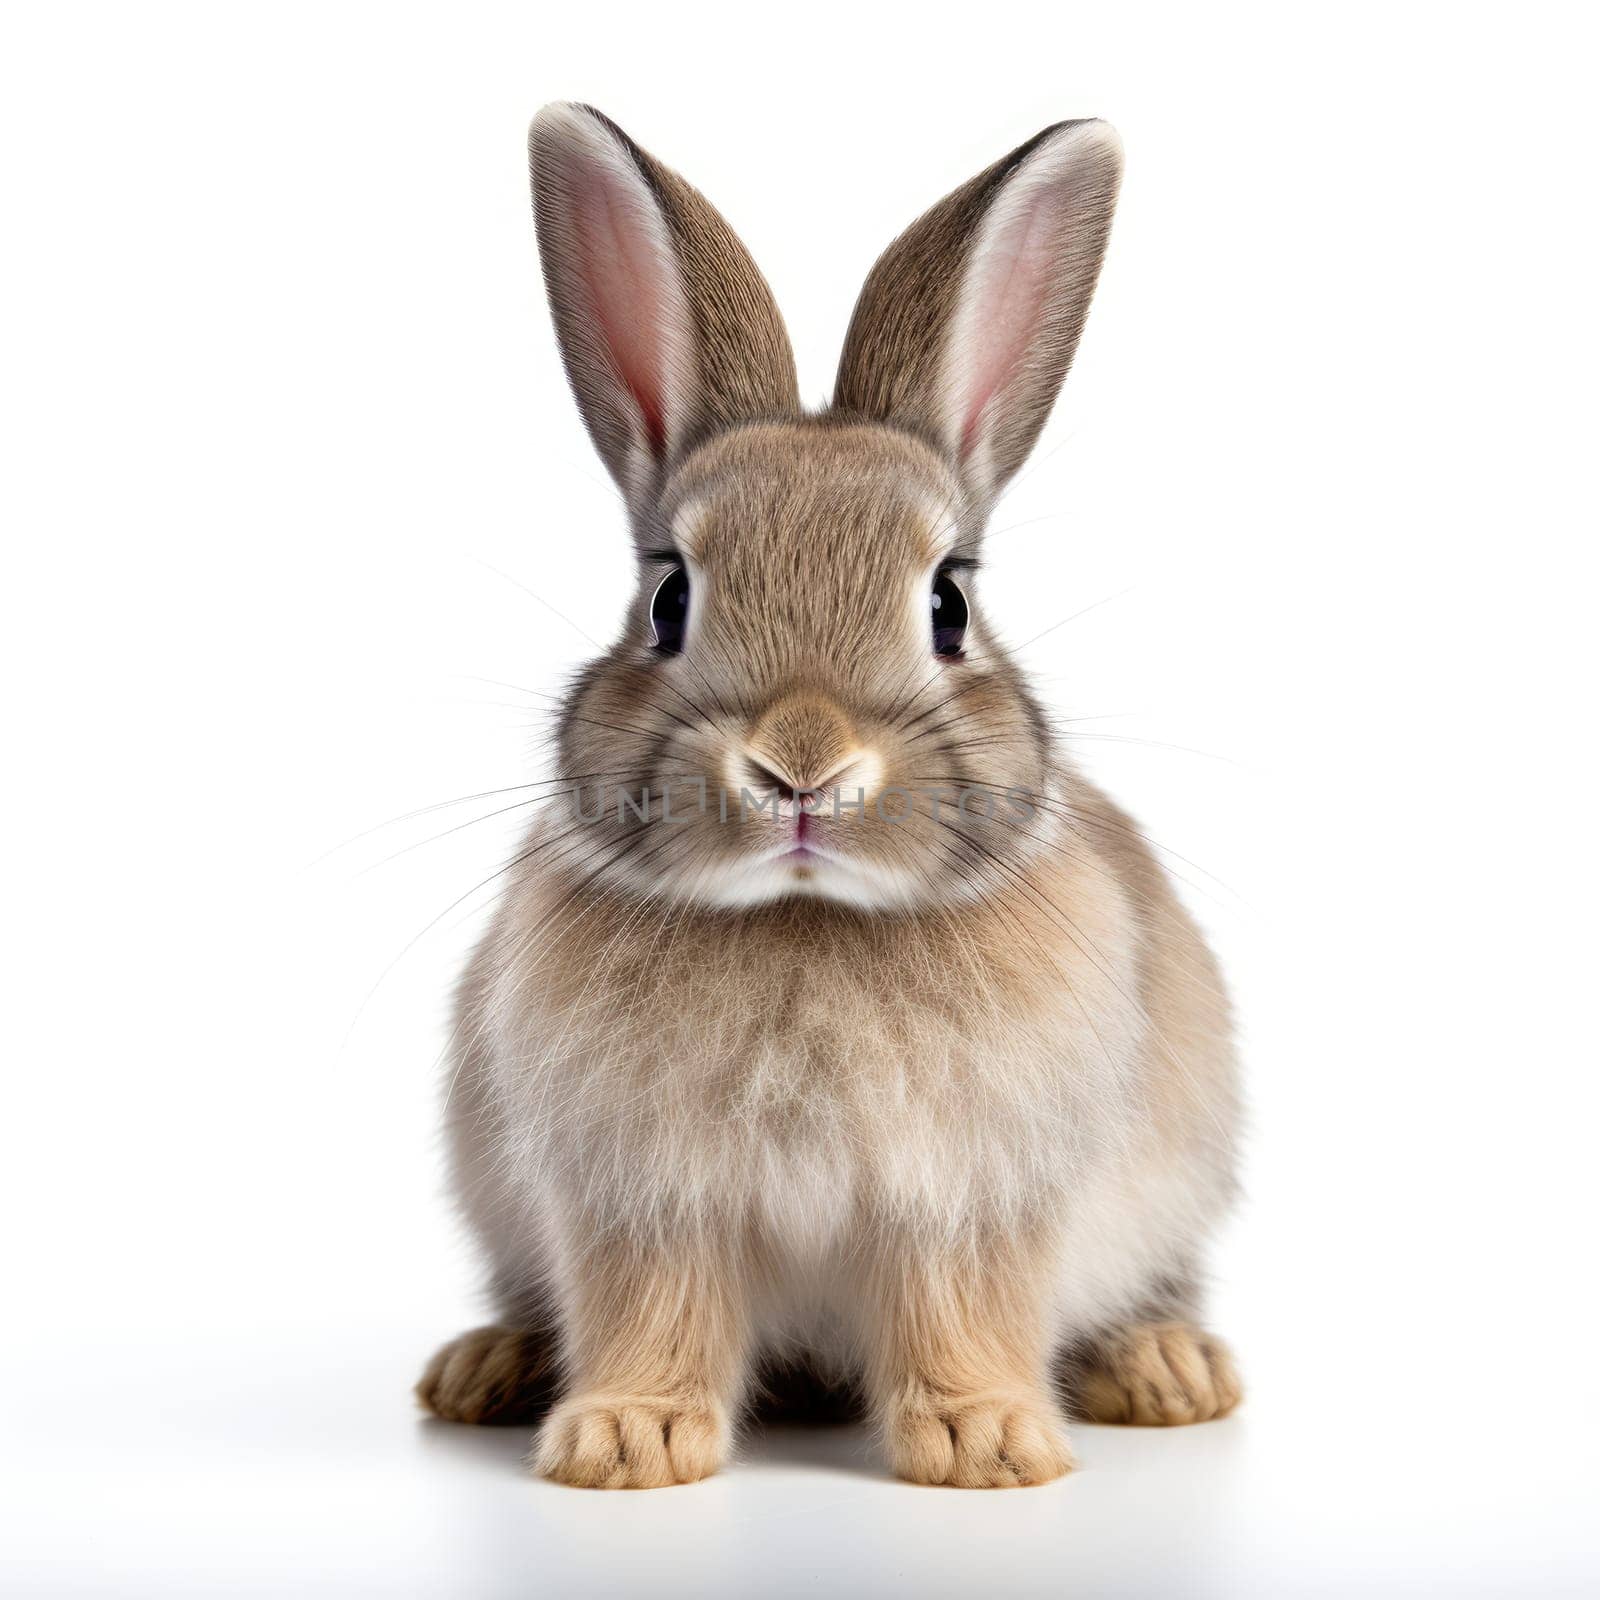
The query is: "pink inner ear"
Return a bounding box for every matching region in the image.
[956,186,1056,462]
[571,167,674,457]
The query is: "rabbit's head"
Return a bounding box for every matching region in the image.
[529,104,1121,911]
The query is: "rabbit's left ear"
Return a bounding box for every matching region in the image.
[833,121,1122,514]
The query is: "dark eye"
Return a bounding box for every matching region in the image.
[649,563,690,654]
[931,568,969,657]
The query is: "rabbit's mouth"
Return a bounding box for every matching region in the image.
[729,824,933,910]
[766,819,836,869]
[775,840,829,868]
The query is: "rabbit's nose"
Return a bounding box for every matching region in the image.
[743,753,859,803]
[743,756,804,803]
[743,692,860,796]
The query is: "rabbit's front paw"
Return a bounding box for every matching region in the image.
[888,1389,1074,1488]
[1072,1322,1242,1425]
[533,1393,726,1488]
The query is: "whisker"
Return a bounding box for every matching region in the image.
[1055,729,1244,767]
[1011,587,1134,652]
[313,767,680,865]
[353,769,701,876]
[473,558,605,650]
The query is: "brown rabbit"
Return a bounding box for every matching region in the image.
[415,103,1241,1489]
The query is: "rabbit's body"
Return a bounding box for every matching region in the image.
[450,751,1235,1361]
[418,108,1242,1488]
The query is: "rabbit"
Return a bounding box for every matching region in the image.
[415,102,1242,1490]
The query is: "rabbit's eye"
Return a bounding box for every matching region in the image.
[649,563,690,654]
[931,568,969,657]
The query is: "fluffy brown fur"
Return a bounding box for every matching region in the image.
[417,104,1242,1489]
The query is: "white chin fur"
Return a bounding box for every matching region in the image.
[661,852,930,913]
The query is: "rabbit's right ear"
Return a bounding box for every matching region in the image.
[529,104,800,510]
[833,121,1123,518]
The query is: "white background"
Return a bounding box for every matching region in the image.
[3,3,1597,1595]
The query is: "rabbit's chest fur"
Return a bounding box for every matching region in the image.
[462,842,1159,1264]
